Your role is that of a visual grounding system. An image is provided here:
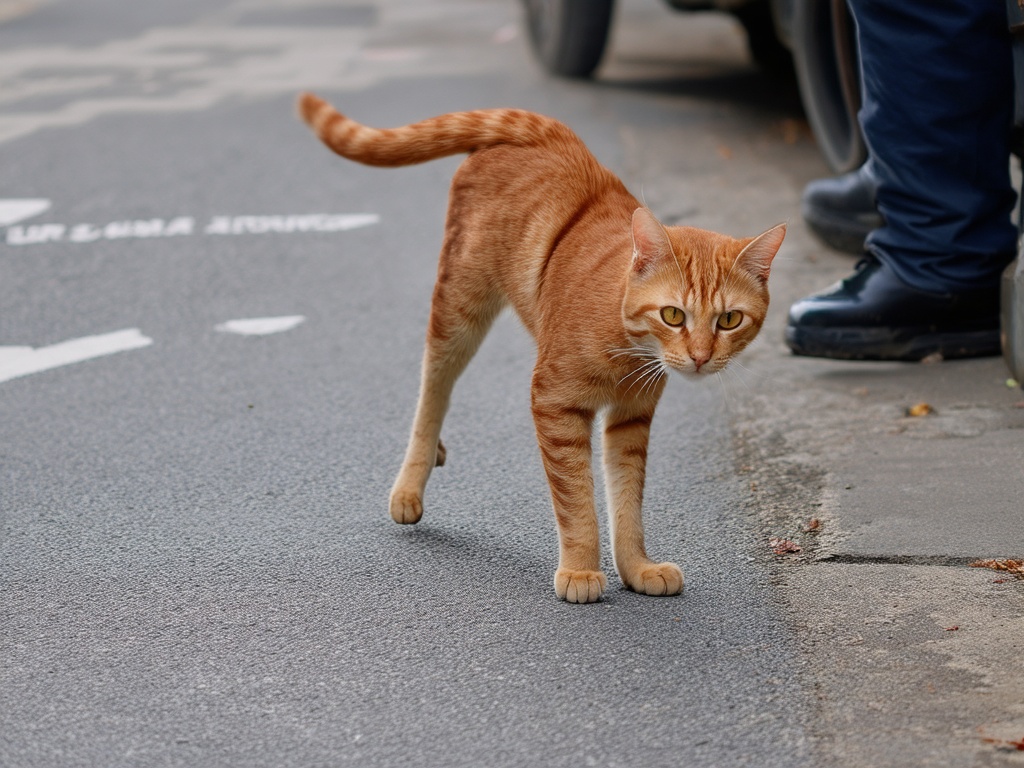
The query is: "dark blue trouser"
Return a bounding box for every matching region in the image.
[851,0,1018,293]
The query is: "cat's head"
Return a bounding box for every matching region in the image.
[621,207,785,378]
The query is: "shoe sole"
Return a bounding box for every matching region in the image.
[785,325,1002,361]
[802,202,882,256]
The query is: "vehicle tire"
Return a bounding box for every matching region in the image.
[523,0,615,79]
[790,0,865,173]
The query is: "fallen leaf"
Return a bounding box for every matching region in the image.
[803,518,821,533]
[906,402,934,417]
[1007,378,1021,389]
[768,537,802,555]
[945,625,959,631]
[920,352,944,364]
[969,559,1024,577]
[780,119,802,145]
[978,727,1024,752]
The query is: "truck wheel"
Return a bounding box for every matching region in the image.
[523,0,615,79]
[791,0,865,173]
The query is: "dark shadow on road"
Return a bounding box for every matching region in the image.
[596,65,805,120]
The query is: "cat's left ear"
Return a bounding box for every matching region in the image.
[630,207,674,276]
[735,223,786,282]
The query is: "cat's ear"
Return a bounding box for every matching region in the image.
[630,207,673,276]
[735,222,786,282]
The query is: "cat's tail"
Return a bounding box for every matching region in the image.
[297,92,573,167]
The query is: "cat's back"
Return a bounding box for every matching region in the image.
[445,123,635,325]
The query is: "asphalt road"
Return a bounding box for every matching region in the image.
[2,1,816,765]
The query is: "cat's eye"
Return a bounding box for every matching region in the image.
[660,306,685,327]
[717,310,743,330]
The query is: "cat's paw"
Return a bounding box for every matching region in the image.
[626,562,684,596]
[389,488,423,525]
[554,568,607,603]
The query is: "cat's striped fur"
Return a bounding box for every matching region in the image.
[298,92,785,602]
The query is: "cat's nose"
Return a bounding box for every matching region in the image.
[692,352,711,371]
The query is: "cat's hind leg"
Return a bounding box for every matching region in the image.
[602,404,683,596]
[389,259,502,524]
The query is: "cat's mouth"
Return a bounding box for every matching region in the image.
[663,355,719,377]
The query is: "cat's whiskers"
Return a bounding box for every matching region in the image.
[729,356,774,391]
[713,370,738,415]
[719,363,758,400]
[618,356,665,393]
[608,345,659,377]
[728,357,752,375]
[641,355,669,394]
[638,363,667,396]
[618,356,661,383]
[607,346,652,361]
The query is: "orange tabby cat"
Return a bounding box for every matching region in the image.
[299,92,785,603]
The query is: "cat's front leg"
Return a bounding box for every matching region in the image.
[531,376,605,603]
[603,405,683,597]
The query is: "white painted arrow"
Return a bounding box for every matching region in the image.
[0,328,153,384]
[0,198,51,227]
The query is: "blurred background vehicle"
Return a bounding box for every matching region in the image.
[522,0,866,174]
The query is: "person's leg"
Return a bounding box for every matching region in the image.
[801,160,882,254]
[856,0,1016,292]
[786,0,1017,361]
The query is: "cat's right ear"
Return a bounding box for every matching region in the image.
[630,208,673,276]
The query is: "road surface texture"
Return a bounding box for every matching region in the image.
[2,1,1022,767]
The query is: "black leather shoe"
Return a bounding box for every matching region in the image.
[785,257,1002,361]
[802,165,884,254]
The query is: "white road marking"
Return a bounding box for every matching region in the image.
[215,316,306,336]
[4,212,379,245]
[204,213,379,235]
[0,328,153,384]
[0,9,521,145]
[0,198,51,227]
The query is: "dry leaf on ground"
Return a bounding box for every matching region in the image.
[969,559,1024,577]
[978,726,1024,752]
[780,118,803,145]
[906,402,934,417]
[768,537,802,555]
